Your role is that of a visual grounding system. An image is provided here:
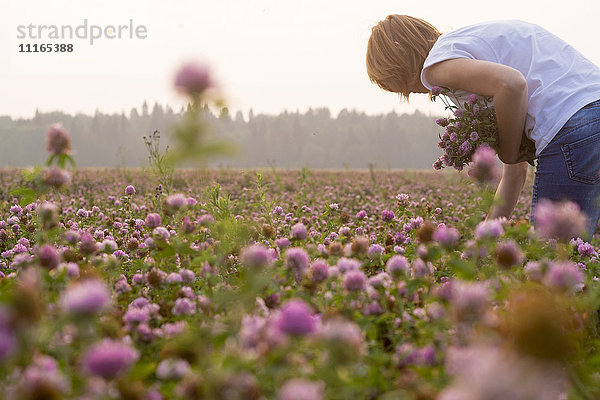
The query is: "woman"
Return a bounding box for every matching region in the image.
[366,15,600,237]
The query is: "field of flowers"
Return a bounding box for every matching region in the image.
[1,165,600,400]
[2,61,600,400]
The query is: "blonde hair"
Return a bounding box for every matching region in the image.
[366,15,441,101]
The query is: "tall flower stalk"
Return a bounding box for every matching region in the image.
[168,61,235,166]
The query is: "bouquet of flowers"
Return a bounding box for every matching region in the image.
[431,86,537,171]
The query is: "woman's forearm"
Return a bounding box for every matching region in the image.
[493,79,529,164]
[487,162,529,219]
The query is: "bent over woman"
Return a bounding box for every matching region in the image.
[366,15,600,237]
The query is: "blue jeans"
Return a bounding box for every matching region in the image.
[530,99,600,238]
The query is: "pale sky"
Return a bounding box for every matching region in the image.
[2,0,599,120]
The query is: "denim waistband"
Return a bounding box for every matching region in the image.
[581,99,600,109]
[550,98,600,143]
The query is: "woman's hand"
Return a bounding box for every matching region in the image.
[423,58,529,164]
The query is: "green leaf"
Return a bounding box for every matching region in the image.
[23,166,42,181]
[9,187,35,196]
[57,154,67,168]
[448,258,476,280]
[45,154,57,166]
[128,361,156,380]
[65,154,77,167]
[9,187,38,206]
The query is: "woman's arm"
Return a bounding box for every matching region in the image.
[486,162,529,220]
[423,58,529,164]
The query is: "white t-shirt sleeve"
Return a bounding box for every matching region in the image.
[420,35,494,90]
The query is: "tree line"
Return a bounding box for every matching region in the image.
[0,102,443,169]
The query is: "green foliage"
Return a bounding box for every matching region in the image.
[9,186,38,207]
[204,183,232,221]
[253,172,276,223]
[46,153,76,169]
[9,153,75,207]
[166,99,236,167]
[1,169,600,398]
[143,130,174,194]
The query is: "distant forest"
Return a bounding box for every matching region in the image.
[0,102,444,169]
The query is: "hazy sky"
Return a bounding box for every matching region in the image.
[2,0,599,120]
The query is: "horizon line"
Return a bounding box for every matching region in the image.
[1,104,441,121]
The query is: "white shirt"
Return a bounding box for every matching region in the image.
[420,20,600,156]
